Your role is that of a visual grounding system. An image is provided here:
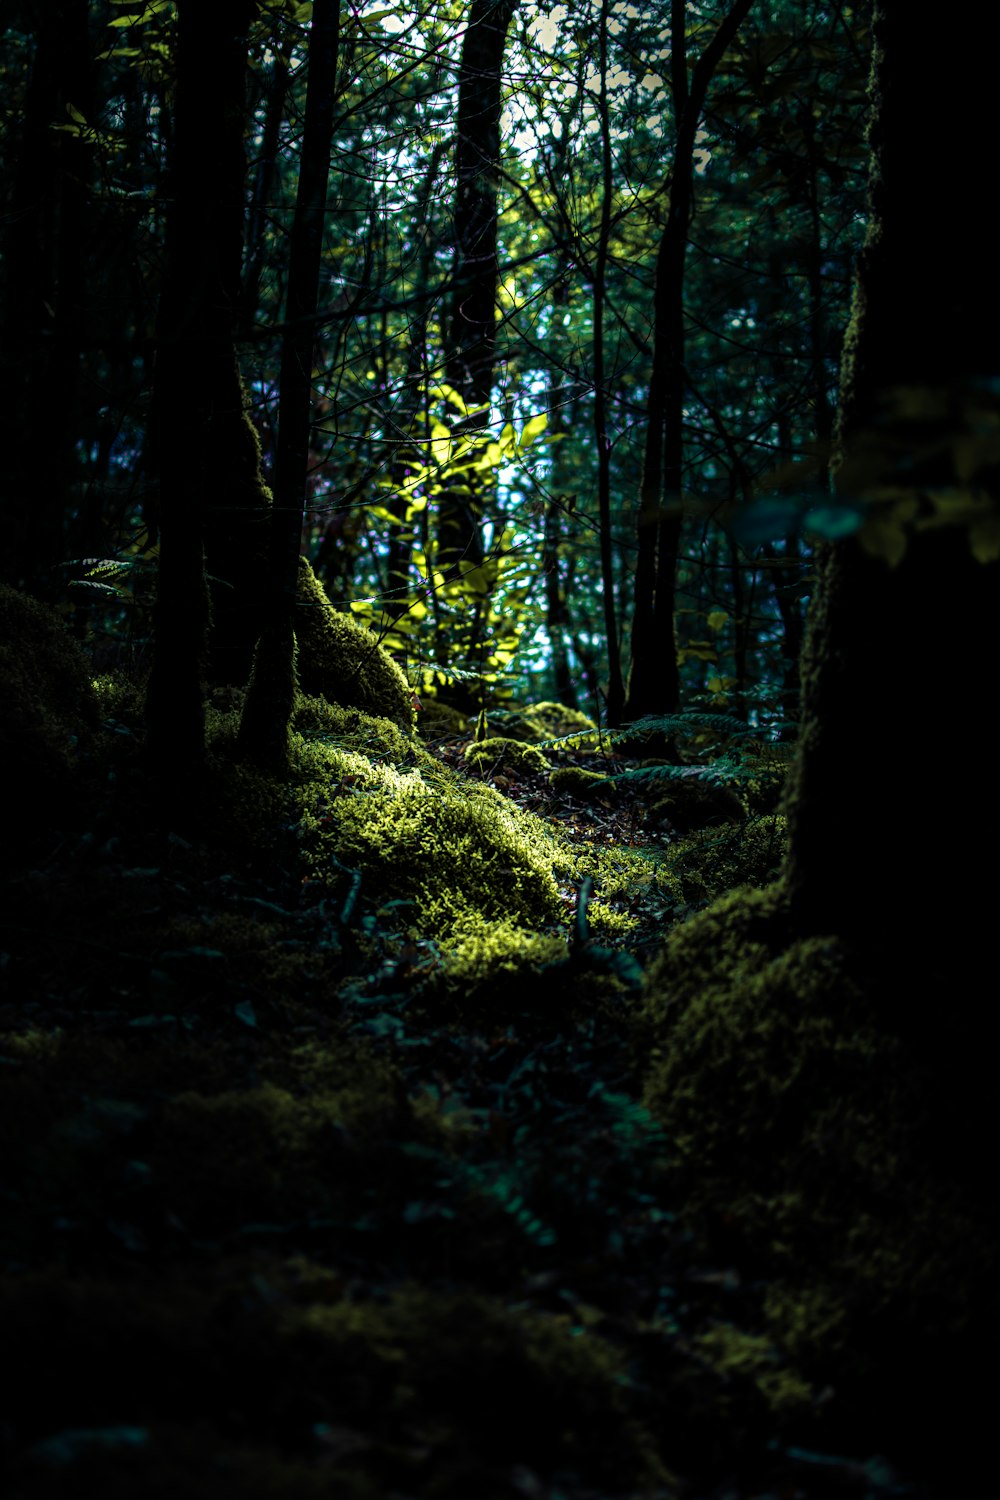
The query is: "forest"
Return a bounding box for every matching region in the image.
[1,0,997,1495]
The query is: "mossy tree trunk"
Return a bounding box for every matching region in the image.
[237,0,341,770]
[145,0,257,779]
[784,0,1000,963]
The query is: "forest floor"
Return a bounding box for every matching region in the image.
[0,697,986,1500]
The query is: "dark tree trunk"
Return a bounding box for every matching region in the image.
[541,281,572,699]
[785,0,1000,958]
[238,0,341,769]
[592,0,625,726]
[240,33,294,329]
[0,0,95,593]
[384,143,447,620]
[145,0,256,778]
[623,0,753,723]
[438,0,516,574]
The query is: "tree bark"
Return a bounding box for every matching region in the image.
[145,0,257,778]
[623,0,753,723]
[785,0,1000,958]
[0,0,95,593]
[438,0,516,575]
[240,32,295,329]
[592,0,625,726]
[238,0,342,769]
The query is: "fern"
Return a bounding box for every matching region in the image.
[538,710,779,754]
[616,711,748,741]
[596,763,709,791]
[67,551,159,602]
[404,658,490,686]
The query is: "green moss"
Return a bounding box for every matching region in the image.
[291,693,421,764]
[305,768,567,941]
[522,700,597,739]
[657,814,787,908]
[692,1323,814,1418]
[638,882,998,1425]
[484,701,597,744]
[463,736,550,775]
[92,670,145,726]
[206,708,580,944]
[282,1285,666,1488]
[205,688,656,956]
[733,756,788,815]
[293,559,414,730]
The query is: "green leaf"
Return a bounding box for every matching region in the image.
[518,412,548,449]
[804,503,863,540]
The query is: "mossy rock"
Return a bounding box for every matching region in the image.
[305,770,566,941]
[485,701,596,744]
[293,558,414,730]
[418,918,634,1022]
[656,814,787,910]
[207,714,575,943]
[0,585,99,852]
[290,693,422,765]
[282,1284,665,1491]
[637,882,999,1453]
[463,736,550,775]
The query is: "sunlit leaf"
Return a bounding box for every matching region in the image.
[518,412,548,449]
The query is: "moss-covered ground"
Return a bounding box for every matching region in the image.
[1,607,991,1499]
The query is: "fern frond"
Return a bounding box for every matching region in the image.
[536,726,607,750]
[68,579,131,599]
[616,711,747,740]
[408,658,488,684]
[601,763,707,791]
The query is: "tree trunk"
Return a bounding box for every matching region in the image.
[0,0,95,594]
[145,0,256,778]
[238,0,341,769]
[785,0,1000,957]
[623,0,753,723]
[438,0,516,575]
[592,0,625,726]
[240,32,294,329]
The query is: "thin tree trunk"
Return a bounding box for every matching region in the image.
[624,0,753,722]
[384,143,447,619]
[438,0,516,575]
[238,0,341,769]
[240,33,294,328]
[592,0,625,726]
